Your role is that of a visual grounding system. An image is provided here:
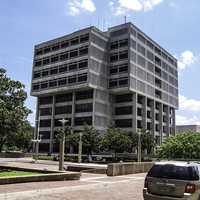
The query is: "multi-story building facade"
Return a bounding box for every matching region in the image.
[31,23,179,153]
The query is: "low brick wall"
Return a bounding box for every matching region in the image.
[0,165,81,185]
[107,162,154,176]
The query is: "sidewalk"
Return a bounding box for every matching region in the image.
[0,157,107,171]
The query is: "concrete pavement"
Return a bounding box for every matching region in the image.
[0,173,145,200]
[0,158,145,200]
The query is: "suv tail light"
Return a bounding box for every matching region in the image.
[185,184,196,193]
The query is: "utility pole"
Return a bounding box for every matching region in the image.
[58,118,69,171]
[137,129,142,162]
[78,132,83,163]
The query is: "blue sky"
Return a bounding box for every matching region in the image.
[0,0,200,125]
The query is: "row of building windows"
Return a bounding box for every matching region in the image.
[109,77,128,88]
[32,73,87,91]
[110,50,128,62]
[135,30,177,67]
[34,46,88,67]
[111,26,177,68]
[39,116,92,127]
[109,63,128,75]
[138,58,178,87]
[35,33,89,56]
[110,39,129,50]
[38,90,93,105]
[114,118,171,130]
[39,103,92,116]
[33,59,88,79]
[136,43,178,78]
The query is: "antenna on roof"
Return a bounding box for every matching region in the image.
[97,16,100,29]
[103,17,105,31]
[124,16,127,24]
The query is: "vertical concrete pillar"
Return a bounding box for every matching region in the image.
[142,96,147,130]
[71,91,75,127]
[49,95,55,154]
[172,109,176,136]
[152,100,155,136]
[159,103,163,144]
[92,89,96,127]
[70,91,76,154]
[166,105,170,137]
[33,97,39,153]
[132,93,137,134]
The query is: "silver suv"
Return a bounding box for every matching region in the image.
[143,161,200,200]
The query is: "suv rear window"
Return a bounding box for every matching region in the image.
[148,164,199,181]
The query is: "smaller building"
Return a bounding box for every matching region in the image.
[176,125,200,134]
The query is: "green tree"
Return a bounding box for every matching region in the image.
[12,121,33,152]
[0,68,31,152]
[82,125,100,161]
[130,130,155,154]
[101,128,132,160]
[156,132,200,159]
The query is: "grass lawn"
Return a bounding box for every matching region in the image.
[0,170,41,177]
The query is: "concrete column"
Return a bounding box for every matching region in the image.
[33,97,39,153]
[142,96,147,130]
[70,91,76,154]
[166,105,170,137]
[92,89,96,127]
[172,108,176,136]
[159,103,163,144]
[152,100,155,136]
[49,95,55,154]
[132,93,137,134]
[71,91,75,127]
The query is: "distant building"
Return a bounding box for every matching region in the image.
[31,22,179,154]
[176,125,200,134]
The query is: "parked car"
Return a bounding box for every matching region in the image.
[143,161,200,200]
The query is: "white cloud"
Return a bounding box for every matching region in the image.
[176,115,200,125]
[67,0,96,16]
[179,95,200,112]
[177,50,196,70]
[109,0,164,15]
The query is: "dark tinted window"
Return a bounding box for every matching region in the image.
[115,94,132,103]
[74,116,92,126]
[115,106,132,115]
[76,90,93,100]
[115,119,132,128]
[55,105,72,115]
[39,96,52,105]
[56,93,72,103]
[75,103,93,113]
[148,164,199,181]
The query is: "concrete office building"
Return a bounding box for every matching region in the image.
[31,22,179,153]
[176,125,200,134]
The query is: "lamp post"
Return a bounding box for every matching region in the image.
[137,129,142,163]
[78,132,83,163]
[58,118,69,171]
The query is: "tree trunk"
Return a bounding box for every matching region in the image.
[0,141,5,153]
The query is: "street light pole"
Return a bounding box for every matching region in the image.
[137,129,142,163]
[58,118,69,171]
[78,132,83,163]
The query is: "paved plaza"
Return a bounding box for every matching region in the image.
[0,158,145,200]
